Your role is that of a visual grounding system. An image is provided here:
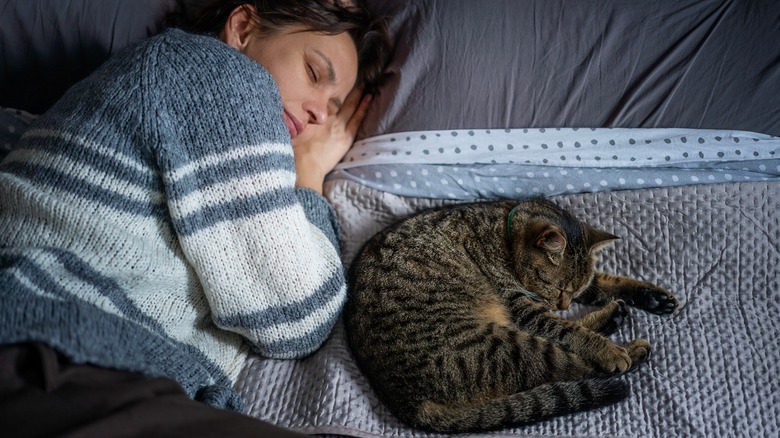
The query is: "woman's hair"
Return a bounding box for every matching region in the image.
[181,0,392,92]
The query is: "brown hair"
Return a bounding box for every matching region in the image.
[182,0,392,92]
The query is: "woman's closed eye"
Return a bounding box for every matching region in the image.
[308,64,318,82]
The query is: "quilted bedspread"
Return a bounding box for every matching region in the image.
[236,179,779,438]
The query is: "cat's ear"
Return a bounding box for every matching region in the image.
[536,227,567,253]
[588,227,619,252]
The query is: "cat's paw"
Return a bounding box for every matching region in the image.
[599,300,629,336]
[625,338,651,368]
[627,284,679,315]
[594,343,633,374]
[588,300,630,336]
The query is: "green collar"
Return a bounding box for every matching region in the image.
[505,286,544,302]
[520,288,543,302]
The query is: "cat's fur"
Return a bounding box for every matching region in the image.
[344,197,678,433]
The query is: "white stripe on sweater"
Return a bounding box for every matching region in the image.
[16,249,125,318]
[2,149,165,206]
[248,282,346,354]
[181,205,342,311]
[22,129,156,176]
[170,168,295,218]
[167,143,293,182]
[9,258,63,302]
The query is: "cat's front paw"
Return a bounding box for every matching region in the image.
[594,343,633,374]
[587,300,629,336]
[603,300,629,336]
[628,283,679,315]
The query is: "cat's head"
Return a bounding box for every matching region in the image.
[508,198,618,310]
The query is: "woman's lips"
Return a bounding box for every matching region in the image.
[282,111,302,139]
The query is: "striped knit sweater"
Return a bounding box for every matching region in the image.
[0,29,346,410]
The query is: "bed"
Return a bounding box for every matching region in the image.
[2,1,779,437]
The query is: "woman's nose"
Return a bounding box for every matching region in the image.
[303,97,329,125]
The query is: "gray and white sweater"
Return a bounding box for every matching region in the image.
[0,29,346,410]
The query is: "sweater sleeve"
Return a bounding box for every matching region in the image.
[142,30,346,359]
[295,187,342,250]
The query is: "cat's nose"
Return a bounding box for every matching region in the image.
[557,295,572,310]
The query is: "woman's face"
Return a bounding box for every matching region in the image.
[223,7,359,144]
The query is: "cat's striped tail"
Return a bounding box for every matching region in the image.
[412,378,629,433]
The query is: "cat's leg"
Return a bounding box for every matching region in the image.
[577,302,651,366]
[508,300,645,373]
[588,335,650,373]
[576,272,678,315]
[494,325,604,387]
[576,300,628,336]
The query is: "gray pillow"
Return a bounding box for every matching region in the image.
[362,0,780,138]
[5,0,779,138]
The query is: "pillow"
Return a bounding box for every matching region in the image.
[361,0,780,138]
[0,0,177,114]
[5,0,779,137]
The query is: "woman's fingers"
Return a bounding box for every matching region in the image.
[346,93,373,137]
[341,85,365,113]
[290,85,376,190]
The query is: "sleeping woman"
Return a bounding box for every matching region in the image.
[0,1,389,436]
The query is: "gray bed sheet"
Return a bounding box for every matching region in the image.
[236,179,779,438]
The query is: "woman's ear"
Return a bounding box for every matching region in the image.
[222,5,256,51]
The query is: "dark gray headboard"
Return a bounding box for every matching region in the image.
[0,0,177,113]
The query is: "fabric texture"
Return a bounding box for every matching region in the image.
[0,29,346,411]
[233,178,780,437]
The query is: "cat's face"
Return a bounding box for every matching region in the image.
[511,214,617,310]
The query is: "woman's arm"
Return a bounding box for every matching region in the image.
[144,31,346,359]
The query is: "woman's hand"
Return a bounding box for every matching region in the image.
[293,87,372,194]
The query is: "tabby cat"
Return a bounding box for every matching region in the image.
[344,197,678,433]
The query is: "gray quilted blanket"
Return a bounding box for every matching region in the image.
[236,179,780,438]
